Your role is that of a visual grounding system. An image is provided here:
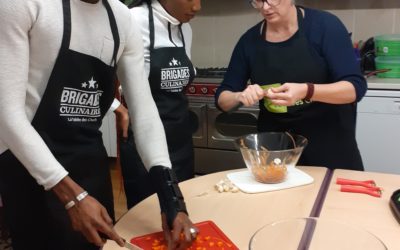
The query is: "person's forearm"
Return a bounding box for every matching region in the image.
[117,14,171,170]
[312,81,356,104]
[218,91,241,112]
[52,176,85,205]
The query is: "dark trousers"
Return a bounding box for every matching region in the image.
[119,129,194,209]
[0,151,114,250]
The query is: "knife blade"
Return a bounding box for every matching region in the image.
[123,240,144,250]
[99,233,144,250]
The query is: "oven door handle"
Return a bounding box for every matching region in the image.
[189,103,207,109]
[211,135,237,142]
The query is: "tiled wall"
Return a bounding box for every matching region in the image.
[190,0,400,67]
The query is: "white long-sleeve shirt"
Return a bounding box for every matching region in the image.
[109,1,193,116]
[110,1,192,112]
[0,0,171,190]
[130,0,192,76]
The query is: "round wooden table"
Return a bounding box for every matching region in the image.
[104,167,327,249]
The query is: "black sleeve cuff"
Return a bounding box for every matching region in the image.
[148,165,188,228]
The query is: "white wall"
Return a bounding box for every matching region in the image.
[190,0,400,68]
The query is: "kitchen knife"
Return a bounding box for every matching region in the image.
[99,233,143,250]
[123,240,144,250]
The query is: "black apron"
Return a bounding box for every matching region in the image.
[120,2,195,208]
[0,0,120,249]
[147,2,196,177]
[252,6,363,171]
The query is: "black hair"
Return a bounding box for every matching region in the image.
[128,0,151,8]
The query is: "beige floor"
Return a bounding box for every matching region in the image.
[110,158,128,220]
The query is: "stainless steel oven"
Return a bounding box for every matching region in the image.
[207,104,259,150]
[188,102,207,147]
[187,70,260,175]
[188,101,259,175]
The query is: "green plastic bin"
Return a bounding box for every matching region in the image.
[375,34,400,56]
[375,56,400,78]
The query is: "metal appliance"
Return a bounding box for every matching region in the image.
[187,68,260,175]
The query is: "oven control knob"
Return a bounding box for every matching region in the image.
[201,87,208,94]
[188,86,196,94]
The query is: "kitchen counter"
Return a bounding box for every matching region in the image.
[103,166,328,250]
[367,77,400,90]
[319,169,400,250]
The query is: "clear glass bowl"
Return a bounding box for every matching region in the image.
[234,132,308,184]
[249,217,387,250]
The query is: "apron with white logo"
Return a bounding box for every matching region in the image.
[147,3,196,180]
[119,2,195,208]
[0,0,119,249]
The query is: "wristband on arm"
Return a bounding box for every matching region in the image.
[149,166,188,228]
[304,83,314,101]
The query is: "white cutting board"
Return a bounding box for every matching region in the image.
[227,168,314,194]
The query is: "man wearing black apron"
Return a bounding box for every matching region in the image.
[216,2,366,171]
[120,0,197,208]
[0,0,198,249]
[0,1,121,249]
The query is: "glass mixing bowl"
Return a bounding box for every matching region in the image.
[234,132,308,184]
[249,217,387,250]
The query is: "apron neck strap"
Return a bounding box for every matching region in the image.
[103,0,120,67]
[295,6,304,30]
[179,24,186,48]
[61,0,120,67]
[167,22,178,47]
[167,23,186,48]
[147,1,155,50]
[147,1,185,50]
[61,0,72,50]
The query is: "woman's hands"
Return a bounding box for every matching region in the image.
[236,84,265,106]
[265,83,308,106]
[217,82,309,112]
[161,212,198,250]
[219,83,309,111]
